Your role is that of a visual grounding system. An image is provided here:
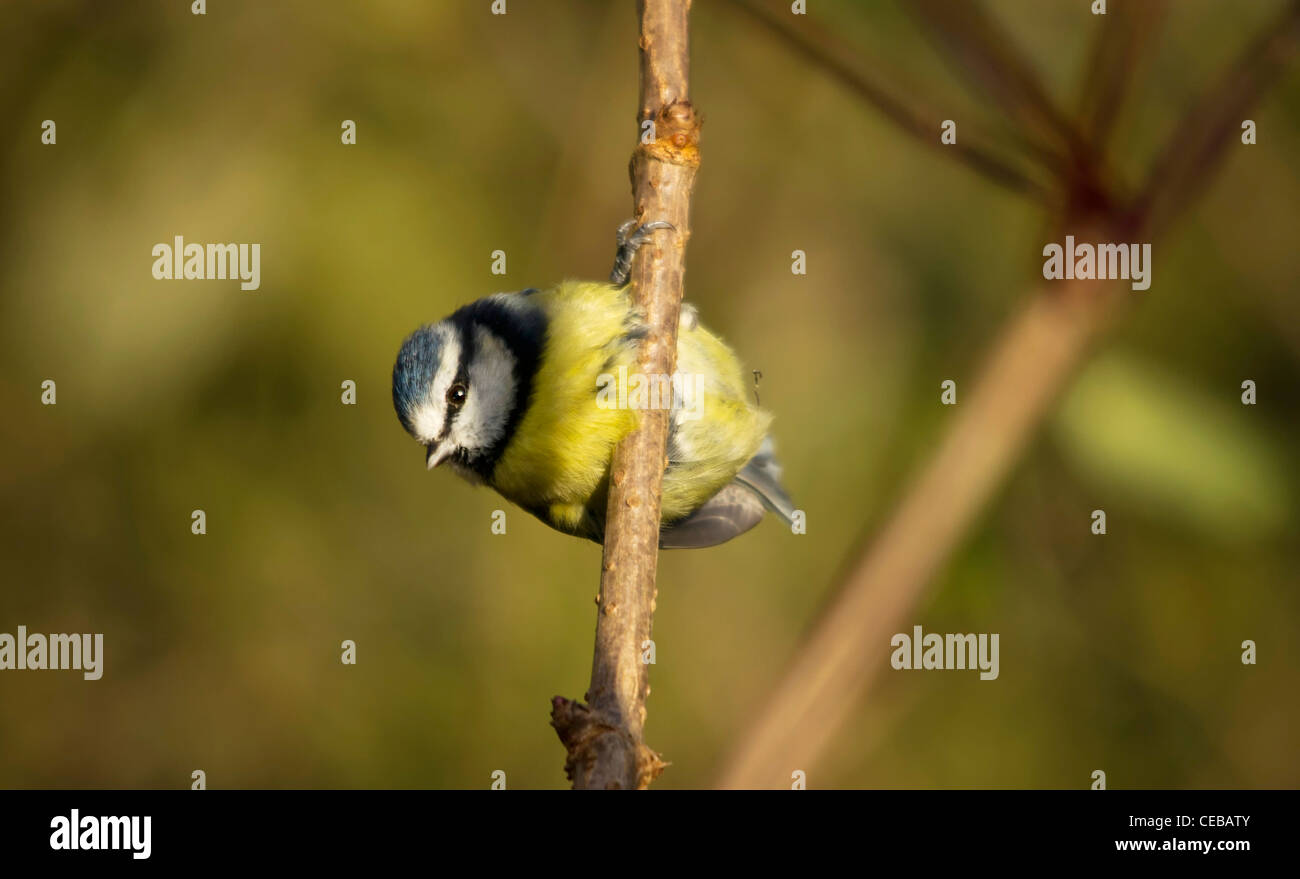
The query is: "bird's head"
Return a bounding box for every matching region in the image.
[392,297,544,477]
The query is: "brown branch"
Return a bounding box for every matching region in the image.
[550,0,700,790]
[728,0,1052,200]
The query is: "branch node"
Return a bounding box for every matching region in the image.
[550,696,668,790]
[638,100,702,166]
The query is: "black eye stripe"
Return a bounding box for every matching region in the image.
[435,324,475,439]
[439,295,546,478]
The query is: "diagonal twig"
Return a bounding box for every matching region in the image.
[729,0,1052,200]
[718,272,1127,788]
[1129,0,1300,238]
[907,0,1087,174]
[1076,0,1169,152]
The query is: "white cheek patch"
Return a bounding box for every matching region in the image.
[411,405,442,446]
[447,325,516,453]
[411,325,462,445]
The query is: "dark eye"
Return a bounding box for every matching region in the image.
[446,383,467,408]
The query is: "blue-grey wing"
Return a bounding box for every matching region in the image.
[659,438,795,549]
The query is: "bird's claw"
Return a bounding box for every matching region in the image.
[610,219,675,286]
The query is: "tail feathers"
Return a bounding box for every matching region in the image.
[733,437,796,525]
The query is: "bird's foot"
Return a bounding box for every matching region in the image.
[609,219,674,287]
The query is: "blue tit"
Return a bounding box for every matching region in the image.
[391,224,794,548]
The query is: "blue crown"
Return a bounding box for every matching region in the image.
[392,325,442,435]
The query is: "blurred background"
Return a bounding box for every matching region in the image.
[0,0,1296,789]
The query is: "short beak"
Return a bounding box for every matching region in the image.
[425,443,451,470]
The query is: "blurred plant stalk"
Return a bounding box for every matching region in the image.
[719,0,1300,788]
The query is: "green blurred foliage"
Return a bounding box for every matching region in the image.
[1057,354,1288,540]
[0,0,1296,788]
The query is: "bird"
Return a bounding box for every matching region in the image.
[390,221,795,548]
